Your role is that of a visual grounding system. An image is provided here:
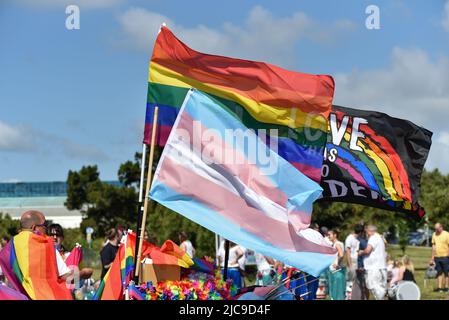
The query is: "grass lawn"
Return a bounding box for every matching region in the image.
[387,245,449,300]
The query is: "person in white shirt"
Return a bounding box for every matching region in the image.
[178,231,195,258]
[217,241,244,289]
[254,252,275,285]
[358,225,387,300]
[237,246,247,287]
[345,224,363,296]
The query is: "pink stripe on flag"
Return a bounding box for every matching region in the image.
[157,155,335,255]
[334,158,369,189]
[175,111,311,229]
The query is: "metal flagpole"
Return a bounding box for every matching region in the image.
[223,239,230,281]
[134,106,159,280]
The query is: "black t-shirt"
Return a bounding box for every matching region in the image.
[357,236,368,269]
[403,269,416,283]
[100,242,119,279]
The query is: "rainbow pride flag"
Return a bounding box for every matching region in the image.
[144,26,335,182]
[95,232,194,300]
[95,232,135,300]
[0,231,73,300]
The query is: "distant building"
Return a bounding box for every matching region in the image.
[0,181,121,229]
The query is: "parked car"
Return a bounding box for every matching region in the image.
[407,231,432,246]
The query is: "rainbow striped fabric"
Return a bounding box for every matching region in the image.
[95,232,135,300]
[149,90,337,277]
[143,239,194,268]
[144,26,335,182]
[0,231,73,300]
[0,284,28,300]
[95,232,194,300]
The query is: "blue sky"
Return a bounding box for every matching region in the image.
[1,0,449,182]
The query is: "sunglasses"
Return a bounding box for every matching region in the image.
[35,221,48,229]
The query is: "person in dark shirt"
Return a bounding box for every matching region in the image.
[100,228,119,279]
[399,255,416,283]
[352,226,369,300]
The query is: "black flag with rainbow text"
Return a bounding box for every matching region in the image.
[319,105,432,218]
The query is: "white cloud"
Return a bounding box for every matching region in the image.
[0,121,35,152]
[443,0,449,32]
[333,47,449,173]
[0,120,108,161]
[117,6,355,68]
[58,139,110,161]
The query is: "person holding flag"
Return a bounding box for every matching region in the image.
[0,210,73,300]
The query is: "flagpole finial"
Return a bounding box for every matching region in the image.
[158,22,167,34]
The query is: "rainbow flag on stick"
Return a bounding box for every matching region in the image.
[144,26,335,182]
[94,232,135,300]
[149,89,337,277]
[0,231,73,300]
[95,232,194,300]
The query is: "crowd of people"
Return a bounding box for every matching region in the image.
[212,222,429,300]
[1,209,449,300]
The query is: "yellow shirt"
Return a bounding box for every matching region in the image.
[432,230,449,257]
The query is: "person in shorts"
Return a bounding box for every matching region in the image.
[358,225,387,300]
[430,223,449,292]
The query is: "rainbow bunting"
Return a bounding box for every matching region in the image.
[144,26,335,182]
[0,231,73,300]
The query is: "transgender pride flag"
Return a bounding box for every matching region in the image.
[149,89,336,276]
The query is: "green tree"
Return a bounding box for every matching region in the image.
[65,165,100,210]
[118,152,143,187]
[0,213,20,239]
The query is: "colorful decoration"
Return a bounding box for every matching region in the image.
[130,270,237,300]
[95,232,195,300]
